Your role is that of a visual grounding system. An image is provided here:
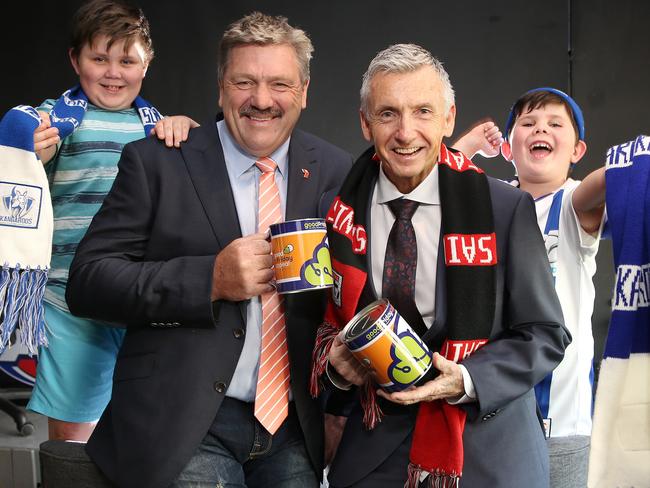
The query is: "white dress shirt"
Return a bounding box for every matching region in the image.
[369,163,475,402]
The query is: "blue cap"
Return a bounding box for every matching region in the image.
[504,87,585,141]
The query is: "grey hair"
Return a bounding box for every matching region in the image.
[218,11,313,84]
[360,43,455,115]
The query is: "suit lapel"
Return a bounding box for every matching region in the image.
[180,120,242,249]
[285,130,318,221]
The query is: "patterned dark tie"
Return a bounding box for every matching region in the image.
[382,198,426,336]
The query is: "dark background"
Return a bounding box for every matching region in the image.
[2,0,649,380]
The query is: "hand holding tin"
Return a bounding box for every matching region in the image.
[376,353,464,406]
[211,232,275,301]
[328,334,372,386]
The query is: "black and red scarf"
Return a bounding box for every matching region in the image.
[311,144,497,487]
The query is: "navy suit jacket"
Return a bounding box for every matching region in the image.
[327,176,569,488]
[66,117,352,488]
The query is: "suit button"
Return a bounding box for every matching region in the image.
[214,381,227,393]
[233,328,245,339]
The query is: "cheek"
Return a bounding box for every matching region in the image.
[128,69,147,84]
[78,68,98,82]
[222,91,245,111]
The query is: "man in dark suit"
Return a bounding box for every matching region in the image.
[65,12,352,488]
[315,44,569,487]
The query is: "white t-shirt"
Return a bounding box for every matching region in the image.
[532,178,604,437]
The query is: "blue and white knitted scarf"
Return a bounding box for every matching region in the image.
[49,85,162,139]
[588,135,650,487]
[0,86,161,355]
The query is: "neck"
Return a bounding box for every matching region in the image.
[518,179,565,199]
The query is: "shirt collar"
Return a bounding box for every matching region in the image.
[216,119,290,179]
[376,162,440,205]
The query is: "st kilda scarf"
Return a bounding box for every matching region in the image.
[311,144,497,487]
[0,86,161,355]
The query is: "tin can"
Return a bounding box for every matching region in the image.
[269,218,334,294]
[342,299,432,392]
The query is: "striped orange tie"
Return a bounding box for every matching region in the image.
[254,157,290,434]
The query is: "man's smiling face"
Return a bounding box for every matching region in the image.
[219,43,309,157]
[360,66,455,194]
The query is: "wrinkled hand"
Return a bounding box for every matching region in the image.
[211,233,274,301]
[33,111,59,163]
[150,116,200,148]
[328,334,371,386]
[453,120,503,159]
[376,353,464,405]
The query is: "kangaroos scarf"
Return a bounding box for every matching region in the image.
[589,135,650,488]
[0,106,52,355]
[46,85,162,139]
[311,144,496,487]
[0,87,161,355]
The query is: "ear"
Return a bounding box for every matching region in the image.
[444,105,456,137]
[69,48,81,76]
[218,83,224,109]
[301,78,310,109]
[359,109,373,142]
[570,140,587,165]
[443,104,456,138]
[501,140,513,161]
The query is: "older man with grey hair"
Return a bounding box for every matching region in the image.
[66,12,352,488]
[312,43,568,487]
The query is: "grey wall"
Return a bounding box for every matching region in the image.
[2,0,649,378]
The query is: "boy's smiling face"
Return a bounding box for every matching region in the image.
[504,102,586,189]
[70,35,148,111]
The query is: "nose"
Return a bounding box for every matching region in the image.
[105,61,121,78]
[250,83,273,110]
[395,114,416,142]
[534,125,548,134]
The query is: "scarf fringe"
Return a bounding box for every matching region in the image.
[361,381,383,429]
[406,463,423,488]
[0,263,49,355]
[405,463,460,488]
[310,321,339,398]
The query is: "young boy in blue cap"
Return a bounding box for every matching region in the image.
[457,87,606,487]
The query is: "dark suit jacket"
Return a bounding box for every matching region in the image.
[327,176,569,488]
[65,118,352,488]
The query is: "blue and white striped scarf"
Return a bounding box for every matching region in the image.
[588,135,650,487]
[0,86,161,355]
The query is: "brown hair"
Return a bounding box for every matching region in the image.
[70,0,154,63]
[508,91,579,143]
[218,11,313,84]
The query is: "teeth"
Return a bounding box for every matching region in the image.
[394,147,419,155]
[531,142,551,151]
